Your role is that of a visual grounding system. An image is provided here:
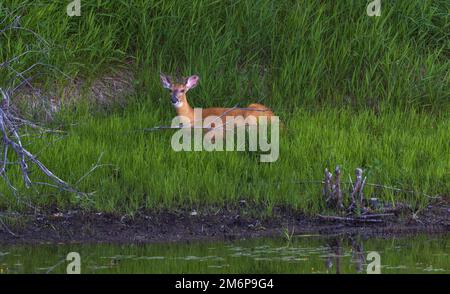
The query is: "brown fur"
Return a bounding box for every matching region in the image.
[161,76,274,128]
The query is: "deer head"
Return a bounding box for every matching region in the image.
[160,73,199,109]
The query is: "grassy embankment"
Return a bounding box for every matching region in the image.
[0,1,448,215]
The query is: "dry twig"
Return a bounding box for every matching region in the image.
[0,16,93,200]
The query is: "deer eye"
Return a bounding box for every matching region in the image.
[180,89,185,93]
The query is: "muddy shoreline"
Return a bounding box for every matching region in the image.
[1,201,449,245]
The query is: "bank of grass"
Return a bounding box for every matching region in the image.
[0,101,448,214]
[1,0,448,111]
[0,1,449,214]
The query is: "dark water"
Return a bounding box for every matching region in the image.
[0,234,448,274]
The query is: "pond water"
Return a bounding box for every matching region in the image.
[0,233,448,274]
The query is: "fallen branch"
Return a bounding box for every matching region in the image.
[0,215,17,237]
[357,213,395,218]
[0,16,93,199]
[317,214,384,223]
[0,89,81,194]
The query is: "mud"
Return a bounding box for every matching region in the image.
[0,199,449,244]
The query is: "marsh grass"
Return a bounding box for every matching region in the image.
[1,0,448,110]
[0,1,448,214]
[0,101,448,214]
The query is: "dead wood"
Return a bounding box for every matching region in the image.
[318,214,384,223]
[0,16,95,201]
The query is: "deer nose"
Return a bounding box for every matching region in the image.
[171,93,179,104]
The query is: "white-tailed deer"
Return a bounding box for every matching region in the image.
[160,73,275,130]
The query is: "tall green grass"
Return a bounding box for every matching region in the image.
[1,0,448,111]
[0,101,448,214]
[0,1,448,214]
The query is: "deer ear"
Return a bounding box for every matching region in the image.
[185,75,200,90]
[160,73,172,89]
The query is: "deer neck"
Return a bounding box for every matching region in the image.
[174,94,194,123]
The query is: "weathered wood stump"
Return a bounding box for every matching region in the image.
[323,165,344,211]
[319,165,404,224]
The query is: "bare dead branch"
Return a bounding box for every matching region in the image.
[75,152,115,185]
[0,17,94,200]
[349,168,363,211]
[333,166,343,209]
[323,168,332,206]
[0,216,17,237]
[317,214,384,223]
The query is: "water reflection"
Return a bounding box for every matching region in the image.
[324,235,366,274]
[0,233,448,274]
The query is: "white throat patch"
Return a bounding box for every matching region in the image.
[172,101,184,109]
